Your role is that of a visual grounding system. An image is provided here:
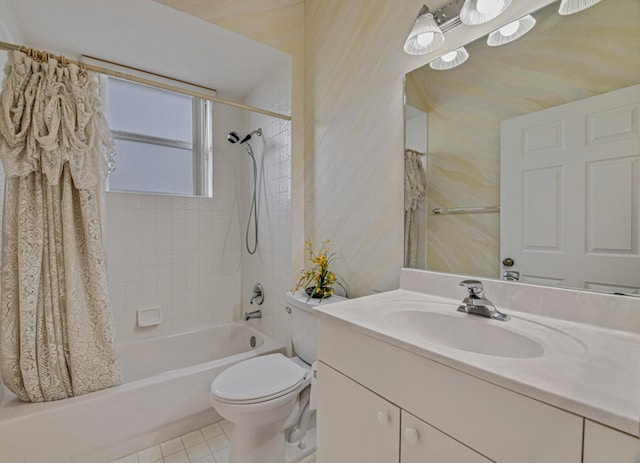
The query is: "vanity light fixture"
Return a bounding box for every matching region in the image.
[404,5,446,55]
[459,0,513,25]
[486,14,536,47]
[558,0,602,15]
[429,47,469,70]
[404,0,605,61]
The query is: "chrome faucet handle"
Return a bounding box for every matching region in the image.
[459,280,484,298]
[503,270,520,282]
[250,282,264,305]
[458,279,510,322]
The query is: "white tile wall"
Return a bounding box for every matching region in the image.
[241,62,293,350]
[105,76,293,345]
[106,103,249,342]
[106,192,242,341]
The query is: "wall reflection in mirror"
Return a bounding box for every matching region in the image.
[404,0,640,295]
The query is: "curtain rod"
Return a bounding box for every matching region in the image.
[83,54,219,95]
[432,206,500,215]
[0,40,291,122]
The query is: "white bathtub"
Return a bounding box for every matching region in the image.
[0,323,285,463]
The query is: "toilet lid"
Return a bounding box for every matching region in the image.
[212,353,306,404]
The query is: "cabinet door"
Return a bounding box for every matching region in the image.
[401,411,493,463]
[583,420,640,463]
[316,362,400,463]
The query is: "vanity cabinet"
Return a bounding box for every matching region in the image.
[317,362,491,463]
[583,420,640,463]
[316,319,584,463]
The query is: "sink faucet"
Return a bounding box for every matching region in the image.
[457,280,510,321]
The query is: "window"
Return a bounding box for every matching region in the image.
[101,76,213,196]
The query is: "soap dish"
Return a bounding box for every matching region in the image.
[137,307,162,327]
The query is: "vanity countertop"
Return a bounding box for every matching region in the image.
[314,287,640,437]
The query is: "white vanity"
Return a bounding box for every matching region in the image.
[314,269,640,462]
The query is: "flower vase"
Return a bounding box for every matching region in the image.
[305,287,331,299]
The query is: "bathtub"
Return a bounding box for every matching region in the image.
[0,323,285,463]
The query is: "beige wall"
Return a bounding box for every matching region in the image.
[300,0,553,295]
[303,0,418,294]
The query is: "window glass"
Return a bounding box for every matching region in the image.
[107,78,192,141]
[109,139,193,195]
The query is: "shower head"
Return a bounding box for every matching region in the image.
[227,131,242,144]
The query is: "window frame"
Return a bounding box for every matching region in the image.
[100,75,213,197]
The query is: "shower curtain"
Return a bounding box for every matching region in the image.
[0,50,121,402]
[404,150,427,268]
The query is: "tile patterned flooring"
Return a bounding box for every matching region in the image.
[112,420,316,463]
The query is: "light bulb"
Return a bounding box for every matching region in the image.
[416,32,435,46]
[499,19,520,36]
[476,0,501,14]
[429,47,469,70]
[441,51,458,62]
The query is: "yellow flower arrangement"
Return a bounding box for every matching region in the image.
[294,240,348,300]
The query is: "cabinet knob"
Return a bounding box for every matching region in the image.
[404,428,419,445]
[376,411,390,425]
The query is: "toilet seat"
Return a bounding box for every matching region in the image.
[212,353,307,405]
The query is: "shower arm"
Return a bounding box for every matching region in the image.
[240,128,262,144]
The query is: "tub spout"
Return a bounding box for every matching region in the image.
[244,310,262,321]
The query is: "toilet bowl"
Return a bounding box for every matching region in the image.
[210,353,310,463]
[209,291,345,463]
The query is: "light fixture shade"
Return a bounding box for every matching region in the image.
[460,0,513,25]
[487,15,536,47]
[429,47,469,70]
[404,13,446,55]
[558,0,602,15]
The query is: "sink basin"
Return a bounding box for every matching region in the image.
[385,310,545,358]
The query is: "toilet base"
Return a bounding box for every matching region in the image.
[229,422,286,463]
[285,426,316,463]
[227,423,316,463]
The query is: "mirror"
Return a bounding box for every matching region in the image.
[404,0,640,294]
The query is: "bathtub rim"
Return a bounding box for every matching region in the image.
[0,322,284,421]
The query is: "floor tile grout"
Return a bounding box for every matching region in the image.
[112,419,315,463]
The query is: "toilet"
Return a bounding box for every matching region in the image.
[209,290,345,463]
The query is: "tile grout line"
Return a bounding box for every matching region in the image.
[113,419,315,463]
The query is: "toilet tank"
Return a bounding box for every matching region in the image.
[285,291,346,365]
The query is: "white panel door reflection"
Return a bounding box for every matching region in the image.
[501,85,640,293]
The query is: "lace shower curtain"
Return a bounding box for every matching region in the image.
[0,50,121,402]
[404,150,427,268]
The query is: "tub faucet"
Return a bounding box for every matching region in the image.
[457,280,510,321]
[244,310,262,321]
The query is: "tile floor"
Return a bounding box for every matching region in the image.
[112,420,316,463]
